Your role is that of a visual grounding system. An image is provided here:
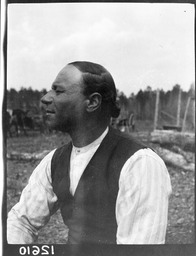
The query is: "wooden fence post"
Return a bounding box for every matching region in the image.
[182,97,191,132]
[154,89,160,130]
[193,99,195,130]
[177,87,181,126]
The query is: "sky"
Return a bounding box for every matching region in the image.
[6,3,195,96]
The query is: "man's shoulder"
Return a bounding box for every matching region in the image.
[109,127,146,148]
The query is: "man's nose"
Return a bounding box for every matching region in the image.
[41,90,53,105]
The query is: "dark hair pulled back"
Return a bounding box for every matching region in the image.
[68,61,120,118]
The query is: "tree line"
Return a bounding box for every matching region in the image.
[6,84,195,130]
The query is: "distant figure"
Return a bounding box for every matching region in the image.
[117,118,127,132]
[129,112,135,132]
[7,61,172,244]
[7,109,37,136]
[11,109,27,136]
[6,110,12,137]
[6,109,21,137]
[40,104,53,134]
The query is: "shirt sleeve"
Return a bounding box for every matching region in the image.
[116,148,172,244]
[7,149,59,244]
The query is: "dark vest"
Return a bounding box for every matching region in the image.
[51,127,146,244]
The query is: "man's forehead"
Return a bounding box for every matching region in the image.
[54,64,83,86]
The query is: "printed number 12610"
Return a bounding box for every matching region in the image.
[19,245,54,255]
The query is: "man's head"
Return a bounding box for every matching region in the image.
[41,61,120,132]
[68,61,120,119]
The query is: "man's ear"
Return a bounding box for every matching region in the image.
[86,93,102,113]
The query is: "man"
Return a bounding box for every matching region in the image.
[7,61,172,244]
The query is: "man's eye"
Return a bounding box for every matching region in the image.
[53,88,64,94]
[52,85,65,94]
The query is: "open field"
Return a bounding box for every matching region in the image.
[6,128,195,244]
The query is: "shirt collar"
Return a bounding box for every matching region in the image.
[72,126,109,154]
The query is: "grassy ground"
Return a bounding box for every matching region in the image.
[6,129,195,244]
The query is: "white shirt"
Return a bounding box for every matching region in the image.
[7,128,172,244]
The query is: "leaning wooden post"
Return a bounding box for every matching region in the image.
[192,99,195,130]
[176,87,181,126]
[182,96,191,132]
[154,89,160,130]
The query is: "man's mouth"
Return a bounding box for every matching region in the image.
[46,110,55,114]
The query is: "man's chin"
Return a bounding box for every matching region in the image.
[45,120,58,131]
[46,121,69,133]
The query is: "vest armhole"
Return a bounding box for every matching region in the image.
[51,142,72,182]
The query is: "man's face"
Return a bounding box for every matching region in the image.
[41,65,87,132]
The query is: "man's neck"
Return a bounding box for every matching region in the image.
[70,124,109,148]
